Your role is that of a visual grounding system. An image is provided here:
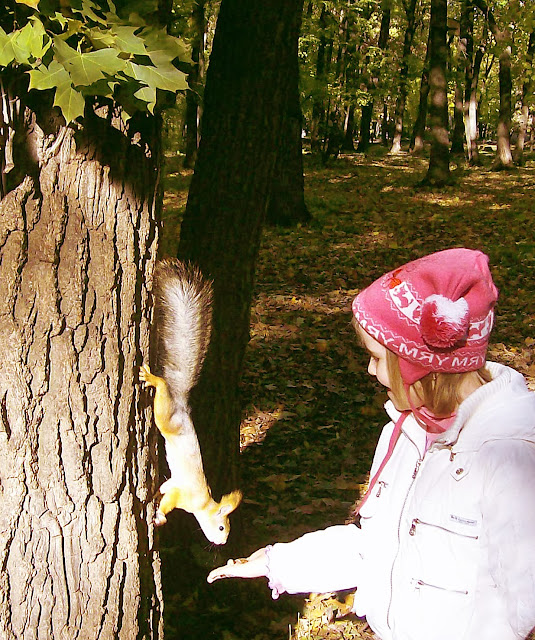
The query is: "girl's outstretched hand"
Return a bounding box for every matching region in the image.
[207,548,268,583]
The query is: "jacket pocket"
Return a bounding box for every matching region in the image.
[409,517,479,540]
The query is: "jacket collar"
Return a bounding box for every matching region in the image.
[384,362,535,454]
[434,362,535,451]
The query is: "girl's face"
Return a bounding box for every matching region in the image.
[356,325,413,412]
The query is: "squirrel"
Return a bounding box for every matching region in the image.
[139,258,242,545]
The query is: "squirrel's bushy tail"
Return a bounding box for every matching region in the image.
[153,259,213,405]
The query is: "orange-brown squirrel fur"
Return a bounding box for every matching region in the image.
[140,259,241,545]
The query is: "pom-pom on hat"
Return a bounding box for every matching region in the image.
[352,249,498,384]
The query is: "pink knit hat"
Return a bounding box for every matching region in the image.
[352,249,498,384]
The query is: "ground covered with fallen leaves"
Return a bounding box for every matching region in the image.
[160,146,535,640]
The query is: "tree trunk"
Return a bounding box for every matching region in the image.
[514,29,535,165]
[471,0,513,170]
[357,102,373,152]
[184,0,206,169]
[423,0,451,185]
[310,3,329,154]
[342,103,356,151]
[460,0,481,164]
[410,27,431,153]
[266,41,310,226]
[390,0,419,154]
[177,0,304,516]
[493,43,513,170]
[0,94,163,639]
[451,76,466,156]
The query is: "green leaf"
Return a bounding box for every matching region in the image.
[85,27,117,50]
[12,23,34,64]
[27,17,51,58]
[52,12,68,29]
[71,0,107,26]
[142,28,192,66]
[54,37,125,86]
[15,0,40,8]
[134,85,156,113]
[0,29,15,67]
[28,60,70,90]
[124,60,188,92]
[110,26,147,55]
[54,80,85,123]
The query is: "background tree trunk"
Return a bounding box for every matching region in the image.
[471,0,513,170]
[514,29,535,165]
[451,77,466,156]
[266,51,310,226]
[177,0,304,516]
[460,0,482,165]
[310,3,329,154]
[410,28,431,153]
[0,95,162,639]
[493,43,513,170]
[183,0,206,169]
[423,0,451,185]
[390,0,419,154]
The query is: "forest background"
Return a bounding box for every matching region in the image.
[0,0,534,639]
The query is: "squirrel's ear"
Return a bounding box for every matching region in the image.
[218,489,242,515]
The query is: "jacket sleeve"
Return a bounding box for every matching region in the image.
[475,440,535,638]
[265,524,363,598]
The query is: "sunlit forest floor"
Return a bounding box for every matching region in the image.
[160,144,535,640]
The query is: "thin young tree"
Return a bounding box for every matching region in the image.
[410,26,431,153]
[357,0,392,153]
[472,0,513,170]
[422,0,451,185]
[514,29,535,165]
[183,0,206,169]
[390,0,420,154]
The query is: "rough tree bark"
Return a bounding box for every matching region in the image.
[0,89,163,638]
[423,0,451,185]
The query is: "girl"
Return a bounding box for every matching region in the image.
[207,248,535,640]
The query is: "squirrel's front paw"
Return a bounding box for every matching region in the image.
[153,511,167,527]
[139,364,156,387]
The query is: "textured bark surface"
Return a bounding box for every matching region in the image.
[0,106,163,639]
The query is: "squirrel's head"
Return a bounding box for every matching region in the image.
[195,489,242,545]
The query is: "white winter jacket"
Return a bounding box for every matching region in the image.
[266,363,535,639]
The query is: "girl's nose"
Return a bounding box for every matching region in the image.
[368,358,376,377]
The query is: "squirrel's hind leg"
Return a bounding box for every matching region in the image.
[140,364,176,434]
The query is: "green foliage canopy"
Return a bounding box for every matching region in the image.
[0,0,191,123]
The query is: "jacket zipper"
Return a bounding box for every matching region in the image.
[409,518,479,540]
[376,480,388,497]
[414,578,468,595]
[386,445,423,630]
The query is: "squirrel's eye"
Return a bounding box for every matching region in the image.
[219,526,224,531]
